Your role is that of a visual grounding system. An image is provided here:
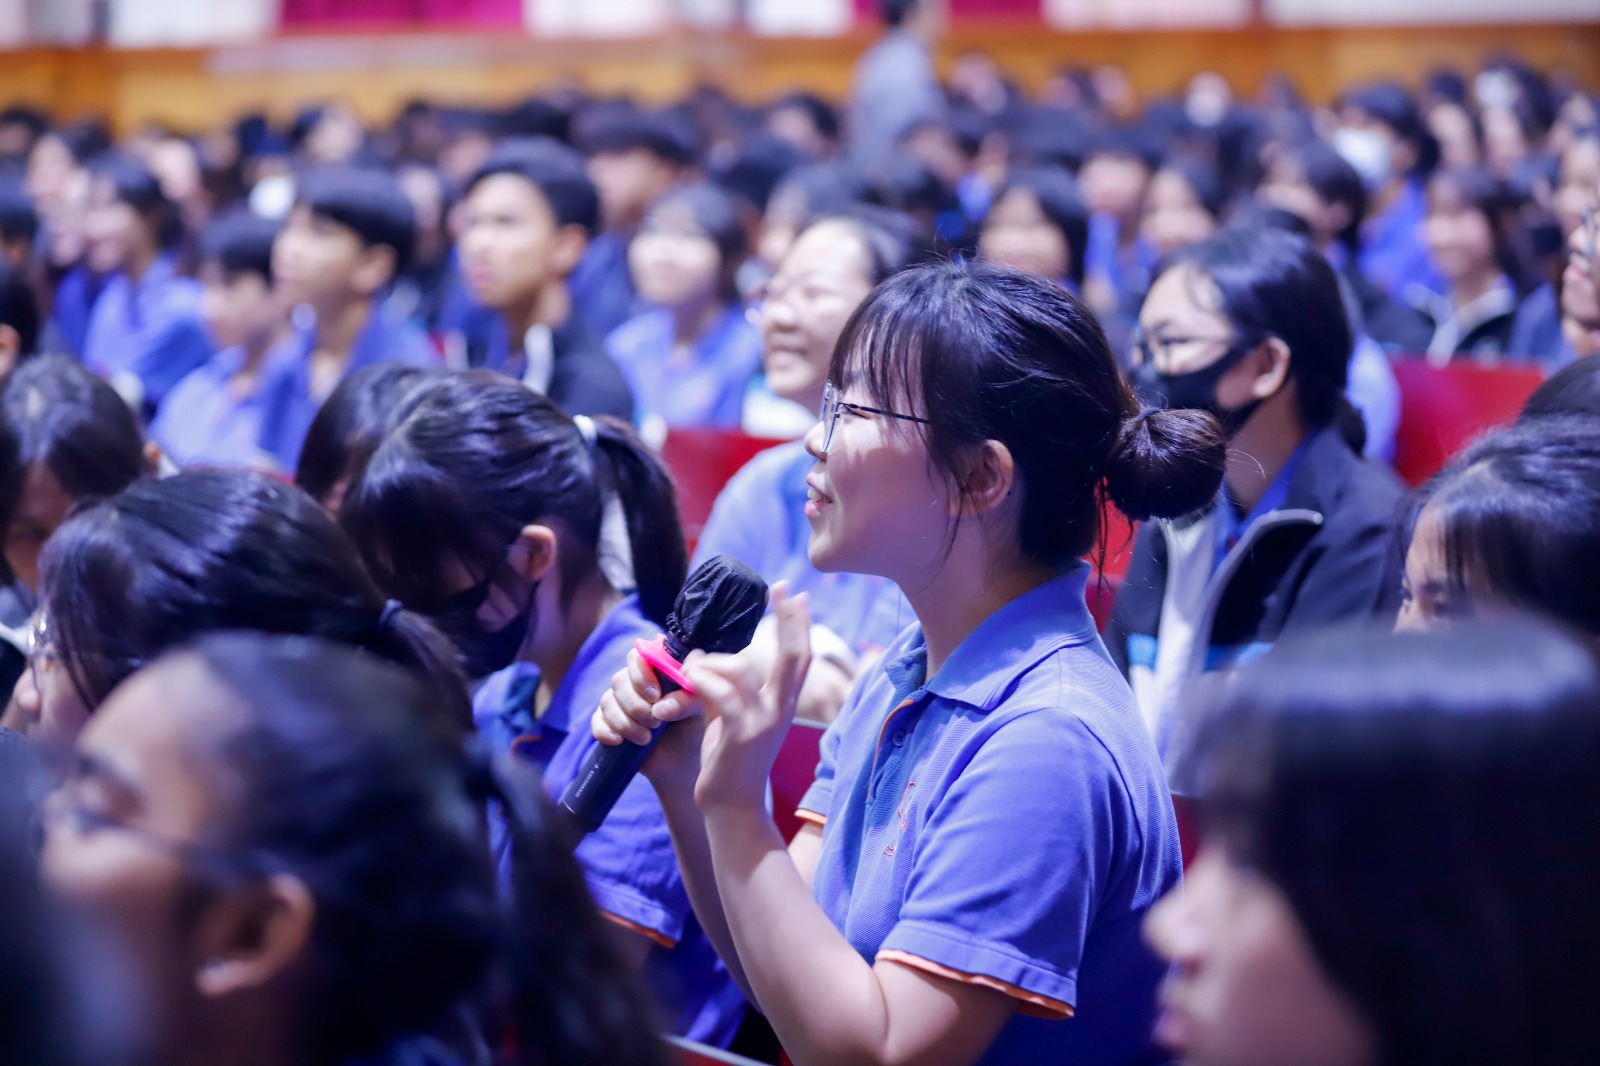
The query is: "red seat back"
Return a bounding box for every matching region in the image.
[659,427,790,550]
[1391,358,1544,487]
[772,718,826,842]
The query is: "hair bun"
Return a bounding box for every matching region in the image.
[1103,407,1227,522]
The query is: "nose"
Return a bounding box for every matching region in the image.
[762,295,799,332]
[7,665,41,730]
[803,417,827,463]
[1144,852,1213,968]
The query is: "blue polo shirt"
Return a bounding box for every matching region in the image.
[82,254,213,411]
[150,346,279,471]
[606,305,764,431]
[693,441,912,656]
[490,595,745,1048]
[1360,178,1444,300]
[798,565,1179,1066]
[255,301,437,470]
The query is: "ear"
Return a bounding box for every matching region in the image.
[1247,337,1292,400]
[350,244,398,297]
[507,523,559,584]
[550,224,589,278]
[194,874,316,1000]
[949,440,1017,519]
[1322,202,1353,242]
[0,325,18,379]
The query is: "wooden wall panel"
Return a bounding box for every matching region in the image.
[0,22,1593,135]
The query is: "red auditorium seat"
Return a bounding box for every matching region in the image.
[667,1036,770,1066]
[659,428,790,551]
[1391,358,1544,487]
[772,717,827,842]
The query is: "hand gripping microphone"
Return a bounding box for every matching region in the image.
[559,555,768,835]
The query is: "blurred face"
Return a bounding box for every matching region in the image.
[766,106,831,161]
[1144,849,1379,1066]
[1258,158,1346,249]
[1481,106,1529,177]
[758,220,875,408]
[588,148,678,233]
[272,204,366,311]
[628,200,722,309]
[1562,202,1600,330]
[758,183,809,269]
[1137,264,1256,408]
[199,263,280,353]
[1396,503,1504,632]
[26,133,77,219]
[40,660,244,1065]
[1423,178,1496,285]
[1334,108,1409,187]
[1428,102,1481,171]
[398,166,446,269]
[1079,153,1150,222]
[980,187,1069,282]
[5,463,72,595]
[458,174,578,314]
[304,105,365,166]
[1142,170,1218,260]
[84,177,152,275]
[9,609,95,772]
[1554,139,1600,240]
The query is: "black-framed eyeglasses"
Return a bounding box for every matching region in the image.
[24,612,146,698]
[817,382,933,454]
[1130,326,1240,370]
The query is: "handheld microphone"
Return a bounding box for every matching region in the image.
[559,555,768,835]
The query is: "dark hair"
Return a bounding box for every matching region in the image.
[766,161,866,225]
[575,106,701,168]
[296,165,418,276]
[1425,166,1540,296]
[94,154,185,251]
[1192,618,1600,1066]
[880,0,920,28]
[341,370,687,627]
[1007,107,1092,173]
[1339,81,1440,178]
[467,138,600,237]
[1157,157,1225,221]
[832,260,1226,563]
[0,357,145,574]
[1522,359,1600,422]
[38,470,468,724]
[177,633,671,1066]
[710,131,804,214]
[1159,227,1356,440]
[1282,138,1367,253]
[1412,416,1600,637]
[987,166,1090,286]
[0,259,38,360]
[296,362,439,510]
[0,180,39,245]
[770,92,840,145]
[638,183,748,303]
[794,205,919,286]
[1085,124,1164,174]
[201,208,279,284]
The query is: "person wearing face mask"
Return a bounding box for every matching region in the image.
[1108,227,1405,780]
[697,208,918,722]
[1333,82,1446,303]
[338,370,747,1049]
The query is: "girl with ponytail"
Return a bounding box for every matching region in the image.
[595,259,1227,1066]
[41,632,672,1066]
[338,370,744,1048]
[7,469,468,772]
[1112,226,1407,779]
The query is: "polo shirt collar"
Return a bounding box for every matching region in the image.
[885,563,1098,712]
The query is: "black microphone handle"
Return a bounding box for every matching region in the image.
[559,654,687,836]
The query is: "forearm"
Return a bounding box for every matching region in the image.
[704,806,906,1066]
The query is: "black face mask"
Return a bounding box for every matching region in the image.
[1131,341,1265,439]
[436,571,539,680]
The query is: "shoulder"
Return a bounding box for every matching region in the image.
[606,309,669,355]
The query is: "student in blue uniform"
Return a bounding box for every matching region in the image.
[596,260,1228,1066]
[455,140,633,421]
[256,166,437,470]
[338,371,744,1048]
[80,155,212,414]
[607,183,763,434]
[150,209,286,469]
[294,361,438,515]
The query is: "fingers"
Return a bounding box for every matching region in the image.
[627,647,662,703]
[595,689,655,747]
[769,589,813,717]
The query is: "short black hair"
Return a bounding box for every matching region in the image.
[881,0,920,27]
[0,261,39,360]
[466,137,600,237]
[712,132,804,214]
[201,208,279,284]
[95,153,185,250]
[1339,81,1440,178]
[1282,138,1368,252]
[640,183,748,301]
[0,181,38,245]
[1007,106,1092,173]
[296,165,418,276]
[1085,123,1164,173]
[989,166,1090,287]
[770,92,840,144]
[575,105,701,168]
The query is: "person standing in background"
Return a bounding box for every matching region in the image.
[849,0,945,175]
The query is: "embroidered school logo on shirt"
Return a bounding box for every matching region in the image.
[884,780,917,856]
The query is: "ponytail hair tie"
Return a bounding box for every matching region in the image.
[573,414,597,449]
[377,599,405,633]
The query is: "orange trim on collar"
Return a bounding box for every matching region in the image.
[601,911,676,950]
[794,809,827,827]
[877,950,1074,1020]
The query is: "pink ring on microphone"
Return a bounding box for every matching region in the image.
[635,635,696,696]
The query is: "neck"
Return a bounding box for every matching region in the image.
[175,1009,302,1066]
[1369,177,1403,217]
[311,296,373,361]
[669,296,724,344]
[125,245,159,284]
[899,547,1055,681]
[507,282,570,340]
[1224,396,1307,513]
[1450,265,1501,311]
[530,574,622,706]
